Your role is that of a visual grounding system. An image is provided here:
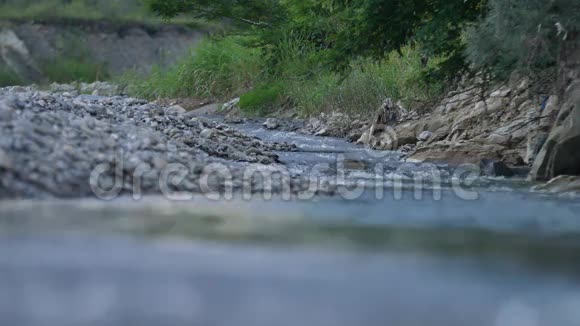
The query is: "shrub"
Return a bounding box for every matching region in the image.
[239,83,285,115]
[466,0,580,79]
[287,46,444,115]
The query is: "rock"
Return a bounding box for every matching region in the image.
[530,81,580,180]
[501,149,526,167]
[0,149,13,169]
[490,86,512,98]
[0,98,16,120]
[200,129,214,139]
[417,131,434,142]
[479,159,514,177]
[165,105,186,116]
[409,141,504,165]
[356,130,371,145]
[369,128,398,151]
[314,128,328,137]
[532,175,580,194]
[0,85,298,199]
[224,116,244,124]
[193,103,220,116]
[484,133,511,147]
[347,128,365,142]
[375,98,408,125]
[222,98,240,112]
[394,122,419,146]
[263,118,280,130]
[526,130,550,164]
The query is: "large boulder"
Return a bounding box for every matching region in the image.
[532,175,580,194]
[408,141,505,165]
[530,81,580,180]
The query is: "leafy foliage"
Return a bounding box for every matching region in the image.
[146,0,486,77]
[466,0,580,79]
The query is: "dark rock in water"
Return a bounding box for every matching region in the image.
[480,159,514,177]
[263,118,280,130]
[347,128,365,142]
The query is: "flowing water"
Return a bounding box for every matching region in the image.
[1,119,580,326]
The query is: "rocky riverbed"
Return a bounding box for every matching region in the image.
[0,85,298,199]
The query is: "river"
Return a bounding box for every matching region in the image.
[1,118,579,326]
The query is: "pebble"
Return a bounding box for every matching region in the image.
[166,105,186,116]
[0,99,15,121]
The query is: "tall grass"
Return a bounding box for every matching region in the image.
[125,34,443,116]
[120,37,262,101]
[282,43,443,115]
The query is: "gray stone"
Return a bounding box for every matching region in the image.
[0,85,297,199]
[263,118,279,130]
[479,159,514,177]
[200,129,214,139]
[222,98,240,112]
[165,105,186,116]
[526,131,549,164]
[530,81,580,180]
[417,131,434,142]
[0,149,13,169]
[314,128,329,137]
[532,175,580,194]
[0,99,16,120]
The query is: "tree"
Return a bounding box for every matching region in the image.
[145,0,487,77]
[466,0,580,79]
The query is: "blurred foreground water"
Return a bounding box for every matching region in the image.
[1,119,579,326]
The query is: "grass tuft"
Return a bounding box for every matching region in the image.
[239,83,285,115]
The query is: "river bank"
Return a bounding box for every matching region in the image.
[1,81,579,199]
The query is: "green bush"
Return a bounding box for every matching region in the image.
[466,0,580,79]
[287,46,444,115]
[239,83,285,115]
